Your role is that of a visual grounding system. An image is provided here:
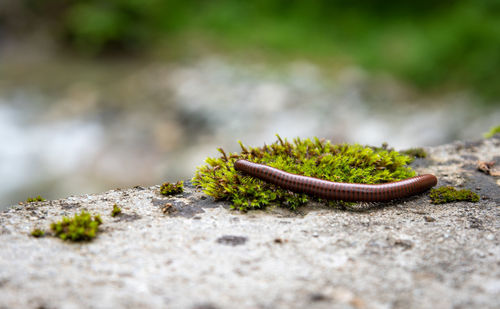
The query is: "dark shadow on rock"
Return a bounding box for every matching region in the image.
[114,212,141,222]
[151,181,230,218]
[464,171,499,203]
[60,202,79,210]
[152,197,228,218]
[409,157,434,169]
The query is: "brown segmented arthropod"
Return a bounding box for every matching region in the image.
[234,159,437,202]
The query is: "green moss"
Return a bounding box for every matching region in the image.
[111,204,122,217]
[401,148,427,160]
[192,135,416,211]
[429,186,480,204]
[26,196,46,203]
[484,125,500,138]
[30,229,45,238]
[50,211,103,242]
[160,181,184,196]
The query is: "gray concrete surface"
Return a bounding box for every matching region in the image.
[1,137,499,309]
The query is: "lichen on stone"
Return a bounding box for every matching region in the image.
[192,135,416,211]
[160,181,184,196]
[429,186,480,204]
[50,211,103,242]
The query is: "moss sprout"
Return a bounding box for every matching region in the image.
[401,148,427,160]
[429,186,480,204]
[26,196,46,203]
[192,135,416,211]
[30,229,45,238]
[111,204,122,217]
[484,125,500,138]
[160,181,184,196]
[50,211,103,242]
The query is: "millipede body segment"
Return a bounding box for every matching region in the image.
[234,159,437,202]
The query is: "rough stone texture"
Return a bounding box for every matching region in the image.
[1,137,499,309]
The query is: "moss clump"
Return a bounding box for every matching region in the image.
[484,125,500,138]
[192,135,416,211]
[30,229,45,238]
[50,211,103,242]
[401,148,427,160]
[111,204,122,217]
[160,181,184,195]
[26,196,46,203]
[429,186,480,204]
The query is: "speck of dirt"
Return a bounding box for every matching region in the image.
[216,235,248,246]
[274,238,287,244]
[309,293,329,302]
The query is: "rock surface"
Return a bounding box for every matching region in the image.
[1,137,499,309]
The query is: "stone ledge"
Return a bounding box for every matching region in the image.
[1,137,499,309]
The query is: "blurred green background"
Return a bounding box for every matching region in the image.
[3,0,500,100]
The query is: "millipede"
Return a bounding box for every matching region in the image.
[234,159,437,202]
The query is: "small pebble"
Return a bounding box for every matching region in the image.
[393,239,413,250]
[161,203,173,214]
[424,216,436,222]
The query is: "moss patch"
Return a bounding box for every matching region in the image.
[401,148,427,160]
[50,211,103,242]
[30,229,45,238]
[26,196,46,203]
[429,186,480,204]
[111,204,122,217]
[484,125,500,138]
[192,136,415,211]
[160,181,184,196]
